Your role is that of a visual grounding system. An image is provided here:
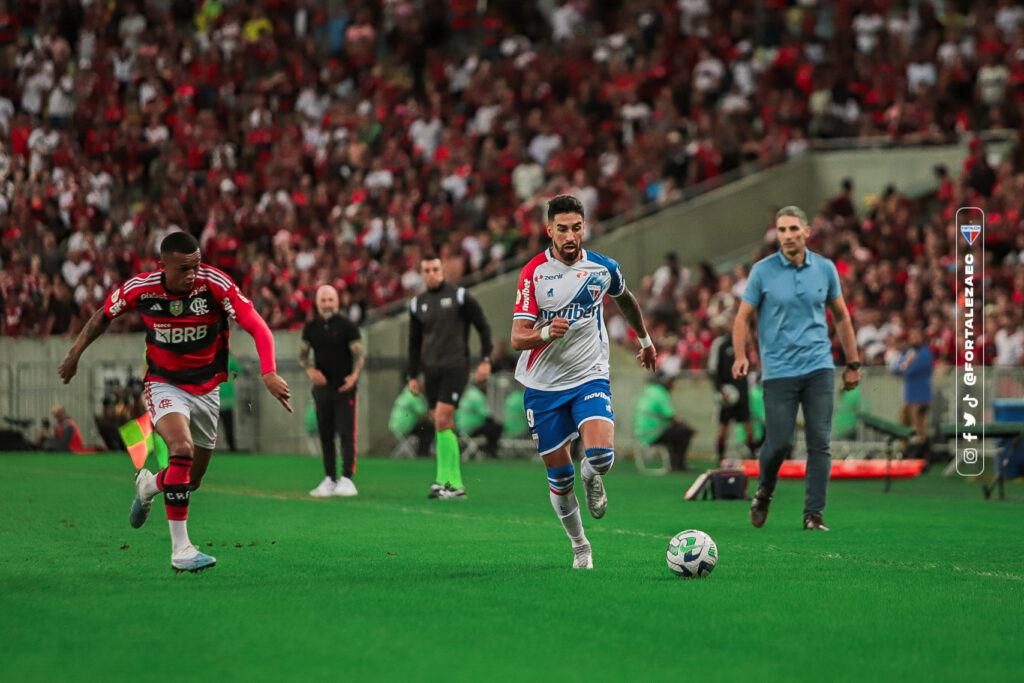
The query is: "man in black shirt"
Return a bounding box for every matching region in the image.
[408,255,493,499]
[300,285,364,498]
[708,314,758,463]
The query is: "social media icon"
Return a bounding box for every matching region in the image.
[963,448,978,464]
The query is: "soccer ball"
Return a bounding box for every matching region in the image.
[718,384,740,407]
[666,529,718,578]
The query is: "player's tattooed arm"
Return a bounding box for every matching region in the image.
[58,309,111,383]
[350,340,365,372]
[614,288,657,371]
[612,288,649,337]
[300,339,328,387]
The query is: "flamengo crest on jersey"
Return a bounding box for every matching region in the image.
[513,248,625,392]
[103,265,255,395]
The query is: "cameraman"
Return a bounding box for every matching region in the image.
[38,405,86,452]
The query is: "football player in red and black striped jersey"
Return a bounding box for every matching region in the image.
[58,231,291,573]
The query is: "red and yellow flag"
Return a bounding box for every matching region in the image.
[118,414,169,470]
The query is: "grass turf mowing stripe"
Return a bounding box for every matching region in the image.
[1,454,1021,682]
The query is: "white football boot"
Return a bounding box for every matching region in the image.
[572,542,594,569]
[581,471,607,519]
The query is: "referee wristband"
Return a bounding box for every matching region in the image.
[638,334,653,349]
[540,326,552,342]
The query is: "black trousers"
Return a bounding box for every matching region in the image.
[219,410,237,451]
[313,387,357,480]
[471,418,503,457]
[413,420,435,457]
[656,423,695,472]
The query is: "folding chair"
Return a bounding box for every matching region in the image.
[390,431,419,459]
[458,433,485,462]
[635,444,670,476]
[498,438,537,459]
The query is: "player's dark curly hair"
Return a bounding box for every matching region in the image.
[160,231,201,256]
[547,194,585,222]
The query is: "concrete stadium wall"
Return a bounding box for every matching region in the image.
[0,144,969,457]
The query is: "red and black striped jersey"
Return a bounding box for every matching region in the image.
[104,265,256,395]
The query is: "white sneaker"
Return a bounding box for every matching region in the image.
[171,545,217,573]
[572,542,593,569]
[309,477,336,498]
[582,472,608,519]
[333,477,358,497]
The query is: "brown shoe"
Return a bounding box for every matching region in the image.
[803,513,829,531]
[749,486,773,528]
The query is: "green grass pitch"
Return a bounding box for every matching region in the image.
[1,453,1021,682]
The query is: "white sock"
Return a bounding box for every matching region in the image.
[169,520,193,557]
[580,457,598,482]
[550,491,587,546]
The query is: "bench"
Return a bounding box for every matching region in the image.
[938,422,1024,439]
[938,422,1024,500]
[858,412,916,441]
[857,412,918,492]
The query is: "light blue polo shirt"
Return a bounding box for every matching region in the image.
[742,248,841,380]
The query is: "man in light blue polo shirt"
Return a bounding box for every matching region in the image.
[732,206,861,531]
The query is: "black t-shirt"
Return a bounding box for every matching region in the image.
[407,283,493,377]
[707,333,748,396]
[48,297,77,335]
[301,313,361,391]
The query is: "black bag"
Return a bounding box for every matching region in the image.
[684,468,749,500]
[0,429,37,451]
[708,466,749,499]
[709,468,748,500]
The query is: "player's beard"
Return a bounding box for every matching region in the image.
[557,241,581,263]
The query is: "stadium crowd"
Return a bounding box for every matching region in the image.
[2,0,1024,339]
[628,151,1024,372]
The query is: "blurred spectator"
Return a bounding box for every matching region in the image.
[37,405,88,453]
[502,381,529,440]
[993,313,1024,367]
[454,379,502,458]
[3,0,1024,343]
[629,138,1024,372]
[388,385,433,458]
[633,372,695,472]
[891,326,934,442]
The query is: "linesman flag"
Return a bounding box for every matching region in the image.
[118,413,169,470]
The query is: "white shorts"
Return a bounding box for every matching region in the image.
[144,381,220,450]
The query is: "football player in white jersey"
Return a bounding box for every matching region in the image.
[511,194,657,569]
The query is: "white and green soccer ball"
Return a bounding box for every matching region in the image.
[666,529,718,578]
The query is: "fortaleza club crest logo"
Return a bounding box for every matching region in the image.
[169,300,184,316]
[961,224,981,245]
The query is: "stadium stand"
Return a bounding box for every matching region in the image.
[3,0,1024,341]
[630,142,1024,372]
